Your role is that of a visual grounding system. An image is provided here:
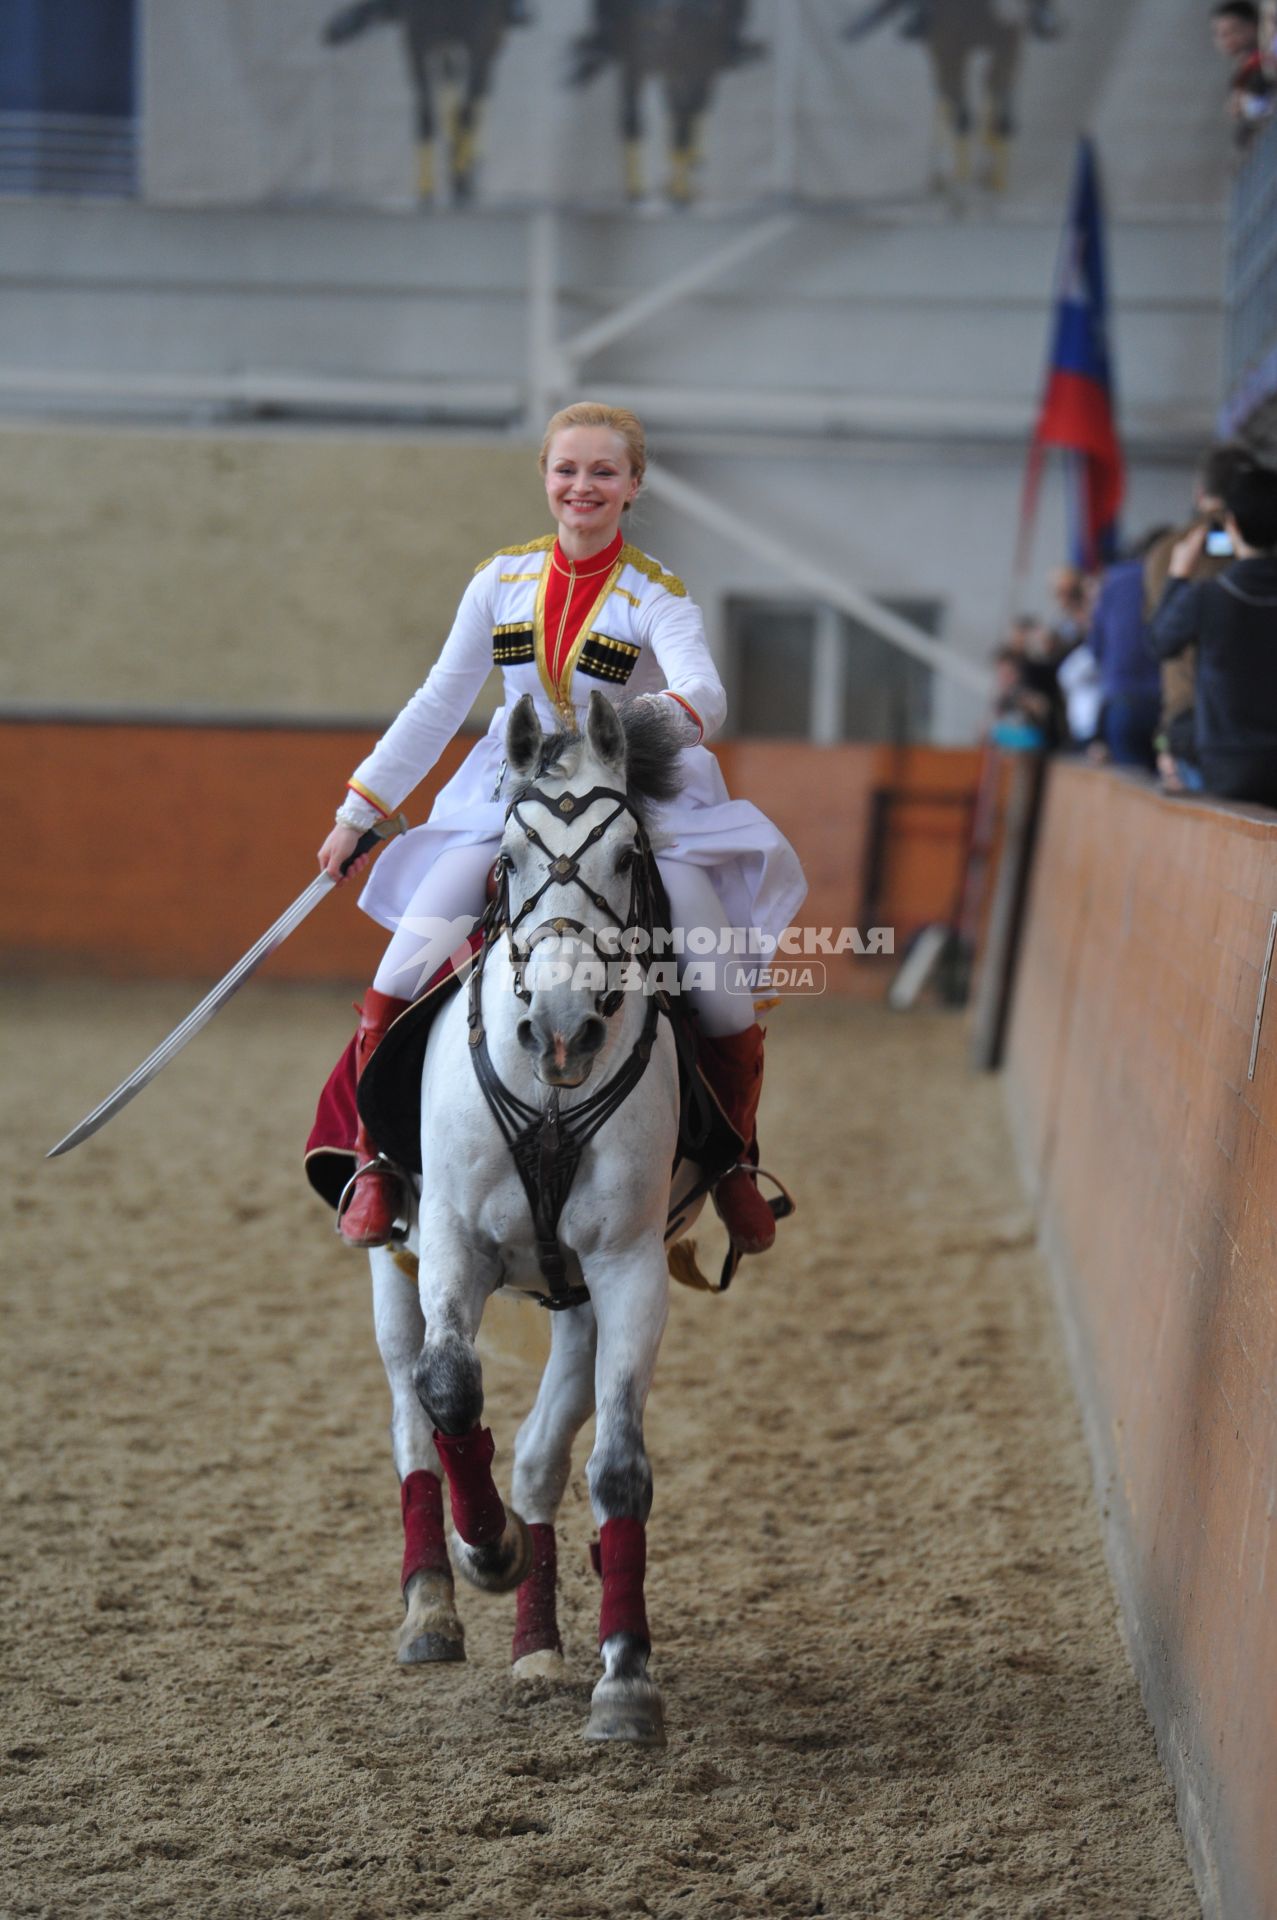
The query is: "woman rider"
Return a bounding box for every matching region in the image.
[318,401,807,1254]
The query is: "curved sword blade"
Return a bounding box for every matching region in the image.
[45,872,336,1158]
[45,814,407,1160]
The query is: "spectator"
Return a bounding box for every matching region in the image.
[1211,1,1273,146]
[1142,443,1247,790]
[991,646,1047,751]
[1055,636,1103,748]
[1016,614,1070,746]
[1086,532,1170,768]
[1147,452,1277,805]
[1047,565,1097,651]
[1046,565,1103,748]
[990,617,1061,751]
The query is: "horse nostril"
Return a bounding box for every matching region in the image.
[579,1016,607,1056]
[516,1019,537,1053]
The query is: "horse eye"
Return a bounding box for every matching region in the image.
[615,846,637,874]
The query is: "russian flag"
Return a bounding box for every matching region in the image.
[1019,137,1124,575]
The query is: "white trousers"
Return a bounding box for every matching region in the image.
[372,840,754,1037]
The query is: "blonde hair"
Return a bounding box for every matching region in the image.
[539,402,647,502]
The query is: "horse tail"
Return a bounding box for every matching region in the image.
[321,0,398,47]
[843,0,909,43]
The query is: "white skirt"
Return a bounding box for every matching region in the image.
[359,722,808,945]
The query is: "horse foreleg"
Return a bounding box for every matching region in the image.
[401,25,436,200]
[927,43,970,188]
[582,1245,669,1747]
[450,48,494,203]
[413,1252,532,1594]
[667,109,695,205]
[666,79,706,206]
[509,1304,597,1680]
[980,33,1021,193]
[370,1247,465,1665]
[621,67,644,201]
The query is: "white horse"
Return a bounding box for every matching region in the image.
[366,691,708,1747]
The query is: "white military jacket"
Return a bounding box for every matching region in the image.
[341,535,806,948]
[342,535,727,827]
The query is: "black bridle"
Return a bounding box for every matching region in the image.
[500,784,652,1019]
[466,780,663,1310]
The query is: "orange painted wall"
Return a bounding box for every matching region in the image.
[1005,760,1277,1920]
[2,720,981,986]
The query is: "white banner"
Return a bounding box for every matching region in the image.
[140,0,1229,216]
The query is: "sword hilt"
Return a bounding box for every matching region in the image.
[341,812,408,876]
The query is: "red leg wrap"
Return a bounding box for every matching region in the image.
[512,1524,562,1663]
[399,1471,449,1592]
[596,1516,650,1649]
[432,1425,508,1546]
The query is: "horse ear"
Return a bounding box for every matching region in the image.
[585,690,626,774]
[506,694,543,776]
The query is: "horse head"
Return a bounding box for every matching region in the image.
[498,691,682,1089]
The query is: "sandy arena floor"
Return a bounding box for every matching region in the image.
[3,986,1199,1920]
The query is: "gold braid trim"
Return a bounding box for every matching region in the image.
[618,544,688,599]
[473,535,555,576]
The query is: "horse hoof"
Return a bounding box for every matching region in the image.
[583,1675,666,1748]
[397,1571,466,1665]
[511,1648,568,1683]
[450,1511,533,1595]
[397,1628,466,1665]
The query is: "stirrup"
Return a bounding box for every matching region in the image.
[713,1165,798,1288]
[334,1154,410,1247]
[718,1163,797,1223]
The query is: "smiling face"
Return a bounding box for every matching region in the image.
[543,426,640,550]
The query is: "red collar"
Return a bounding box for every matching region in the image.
[550,530,624,579]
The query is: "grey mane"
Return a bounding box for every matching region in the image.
[511,701,686,822]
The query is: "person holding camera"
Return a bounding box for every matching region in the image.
[1141,444,1245,790]
[1147,451,1277,806]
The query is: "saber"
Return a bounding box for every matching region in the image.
[46,813,408,1159]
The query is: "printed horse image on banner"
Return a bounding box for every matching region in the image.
[568,0,766,205]
[321,0,514,202]
[844,0,1063,194]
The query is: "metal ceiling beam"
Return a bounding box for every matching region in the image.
[557,214,796,370]
[644,459,991,696]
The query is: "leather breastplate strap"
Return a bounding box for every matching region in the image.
[467,990,660,1310]
[465,779,663,1310]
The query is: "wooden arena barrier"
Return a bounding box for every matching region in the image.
[1,717,981,987]
[1005,760,1277,1920]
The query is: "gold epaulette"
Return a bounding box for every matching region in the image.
[618,544,687,599]
[473,535,555,575]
